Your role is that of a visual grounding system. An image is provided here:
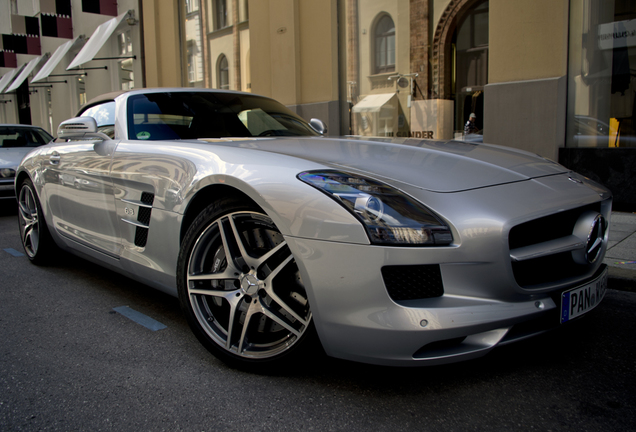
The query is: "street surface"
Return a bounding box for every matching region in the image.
[0,204,634,431]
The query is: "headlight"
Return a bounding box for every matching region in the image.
[298,171,453,246]
[0,168,16,179]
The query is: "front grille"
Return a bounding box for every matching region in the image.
[509,203,602,288]
[382,264,444,301]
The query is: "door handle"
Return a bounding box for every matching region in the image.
[50,152,60,165]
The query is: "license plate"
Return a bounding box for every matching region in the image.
[560,268,608,323]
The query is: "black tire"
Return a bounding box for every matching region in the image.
[177,197,319,371]
[17,178,57,265]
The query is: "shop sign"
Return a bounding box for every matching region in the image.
[598,19,636,50]
[396,131,434,139]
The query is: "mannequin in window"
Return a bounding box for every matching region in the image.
[465,113,479,135]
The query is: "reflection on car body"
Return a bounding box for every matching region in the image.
[15,88,612,370]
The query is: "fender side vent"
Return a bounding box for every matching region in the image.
[134,193,155,247]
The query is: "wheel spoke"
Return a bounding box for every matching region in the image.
[18,201,32,221]
[219,217,250,272]
[255,241,287,273]
[262,254,310,326]
[236,299,260,354]
[224,294,243,350]
[188,268,237,283]
[26,225,39,253]
[188,285,239,298]
[227,215,263,270]
[259,299,302,338]
[22,217,36,237]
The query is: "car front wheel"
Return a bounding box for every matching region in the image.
[177,198,317,370]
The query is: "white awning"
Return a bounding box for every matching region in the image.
[32,37,83,83]
[351,93,397,113]
[0,66,25,93]
[5,56,45,92]
[67,12,129,70]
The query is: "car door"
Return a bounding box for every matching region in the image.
[45,101,122,258]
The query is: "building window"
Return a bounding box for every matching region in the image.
[218,55,229,89]
[374,15,395,74]
[77,76,86,108]
[185,6,204,87]
[215,0,228,30]
[567,0,636,148]
[188,50,196,83]
[186,0,199,14]
[118,31,135,90]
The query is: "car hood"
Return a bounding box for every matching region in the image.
[0,147,32,169]
[226,137,569,193]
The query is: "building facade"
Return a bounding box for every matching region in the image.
[0,0,144,133]
[1,0,634,209]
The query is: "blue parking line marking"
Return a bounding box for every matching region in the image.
[4,248,25,257]
[113,306,167,331]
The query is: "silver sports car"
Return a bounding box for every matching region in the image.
[16,88,611,369]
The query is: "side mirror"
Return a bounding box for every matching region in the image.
[309,118,328,135]
[57,117,111,141]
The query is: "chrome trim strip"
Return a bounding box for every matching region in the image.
[510,235,585,262]
[120,198,153,208]
[121,218,149,228]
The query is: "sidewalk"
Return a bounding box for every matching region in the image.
[605,212,636,289]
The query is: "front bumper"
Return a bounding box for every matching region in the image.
[286,235,607,367]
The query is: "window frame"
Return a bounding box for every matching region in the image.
[217,54,229,90]
[373,14,396,75]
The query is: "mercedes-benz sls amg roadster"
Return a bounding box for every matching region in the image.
[16,88,611,370]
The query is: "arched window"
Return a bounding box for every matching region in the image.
[218,55,229,89]
[374,15,395,74]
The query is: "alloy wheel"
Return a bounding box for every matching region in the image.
[185,210,312,359]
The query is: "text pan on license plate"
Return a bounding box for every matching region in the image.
[560,268,608,323]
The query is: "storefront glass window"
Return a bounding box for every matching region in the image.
[344,0,489,140]
[452,2,488,136]
[567,0,636,148]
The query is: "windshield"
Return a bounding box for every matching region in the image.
[0,126,53,148]
[127,92,318,141]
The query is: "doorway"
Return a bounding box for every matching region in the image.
[452,1,489,135]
